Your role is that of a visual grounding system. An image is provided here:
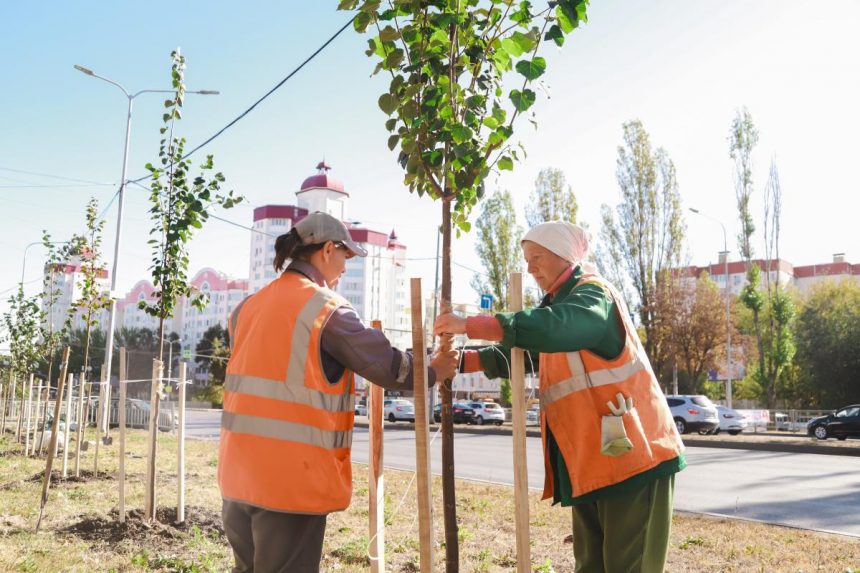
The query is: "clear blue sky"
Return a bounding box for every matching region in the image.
[2,1,858,318]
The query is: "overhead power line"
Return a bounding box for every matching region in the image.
[129,15,357,185]
[0,166,115,186]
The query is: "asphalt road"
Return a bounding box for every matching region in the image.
[186,410,860,537]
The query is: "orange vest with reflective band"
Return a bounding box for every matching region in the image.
[218,271,355,514]
[539,274,684,499]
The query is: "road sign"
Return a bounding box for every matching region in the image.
[479,294,493,310]
[181,349,192,360]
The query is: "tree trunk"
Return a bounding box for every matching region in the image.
[440,200,458,571]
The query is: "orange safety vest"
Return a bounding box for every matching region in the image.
[218,271,356,514]
[539,273,684,499]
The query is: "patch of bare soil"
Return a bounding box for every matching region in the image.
[59,505,224,551]
[21,469,116,485]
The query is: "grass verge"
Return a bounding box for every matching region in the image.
[0,429,857,572]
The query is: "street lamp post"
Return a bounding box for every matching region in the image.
[689,208,733,408]
[74,64,218,432]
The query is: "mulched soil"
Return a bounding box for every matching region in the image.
[59,506,224,552]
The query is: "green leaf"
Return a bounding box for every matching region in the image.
[515,57,546,81]
[483,117,500,129]
[378,93,398,115]
[498,156,514,171]
[354,11,373,33]
[509,88,536,112]
[451,125,473,144]
[491,48,511,72]
[556,3,579,34]
[384,48,405,68]
[379,25,400,42]
[501,31,536,58]
[387,134,400,150]
[545,24,565,47]
[337,0,358,9]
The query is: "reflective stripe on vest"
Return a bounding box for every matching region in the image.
[225,374,354,413]
[540,354,647,407]
[222,411,352,450]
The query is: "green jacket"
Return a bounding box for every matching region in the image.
[477,266,684,504]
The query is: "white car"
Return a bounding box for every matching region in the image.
[666,395,719,435]
[466,401,505,426]
[526,407,540,426]
[383,399,414,423]
[354,401,367,416]
[714,405,748,435]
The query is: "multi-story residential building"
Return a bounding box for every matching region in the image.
[793,253,860,292]
[41,253,110,334]
[249,161,410,351]
[179,268,248,355]
[682,252,857,293]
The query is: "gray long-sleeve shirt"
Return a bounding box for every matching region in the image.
[283,261,434,390]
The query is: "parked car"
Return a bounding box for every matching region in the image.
[526,406,540,426]
[714,405,748,435]
[807,404,860,441]
[433,403,476,424]
[355,400,368,416]
[383,399,415,423]
[466,401,505,426]
[666,395,719,435]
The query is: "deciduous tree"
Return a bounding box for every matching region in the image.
[597,120,685,374]
[525,166,578,226]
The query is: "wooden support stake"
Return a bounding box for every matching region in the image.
[118,348,127,524]
[35,346,70,531]
[1,375,7,436]
[410,278,434,572]
[94,365,107,476]
[368,320,385,573]
[508,273,531,572]
[177,361,187,524]
[24,376,33,457]
[37,380,50,454]
[13,375,21,442]
[74,374,86,477]
[30,381,42,456]
[62,374,73,478]
[144,358,163,521]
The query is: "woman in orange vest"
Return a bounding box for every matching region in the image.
[435,221,685,572]
[220,212,459,573]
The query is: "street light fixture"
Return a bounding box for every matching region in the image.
[74,64,218,431]
[689,207,733,408]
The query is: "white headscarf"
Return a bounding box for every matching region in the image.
[522,221,595,271]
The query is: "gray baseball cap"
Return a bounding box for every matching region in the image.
[293,212,368,258]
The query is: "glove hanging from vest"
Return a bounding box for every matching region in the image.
[601,392,634,456]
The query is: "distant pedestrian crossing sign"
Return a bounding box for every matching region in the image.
[480,294,493,310]
[181,349,193,360]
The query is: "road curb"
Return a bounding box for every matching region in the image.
[354,421,860,457]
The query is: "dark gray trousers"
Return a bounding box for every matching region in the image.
[222,499,328,573]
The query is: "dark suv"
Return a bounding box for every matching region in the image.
[807,405,860,440]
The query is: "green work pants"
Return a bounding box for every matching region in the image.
[571,474,675,573]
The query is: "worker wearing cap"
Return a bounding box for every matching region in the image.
[435,221,685,572]
[220,212,459,573]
